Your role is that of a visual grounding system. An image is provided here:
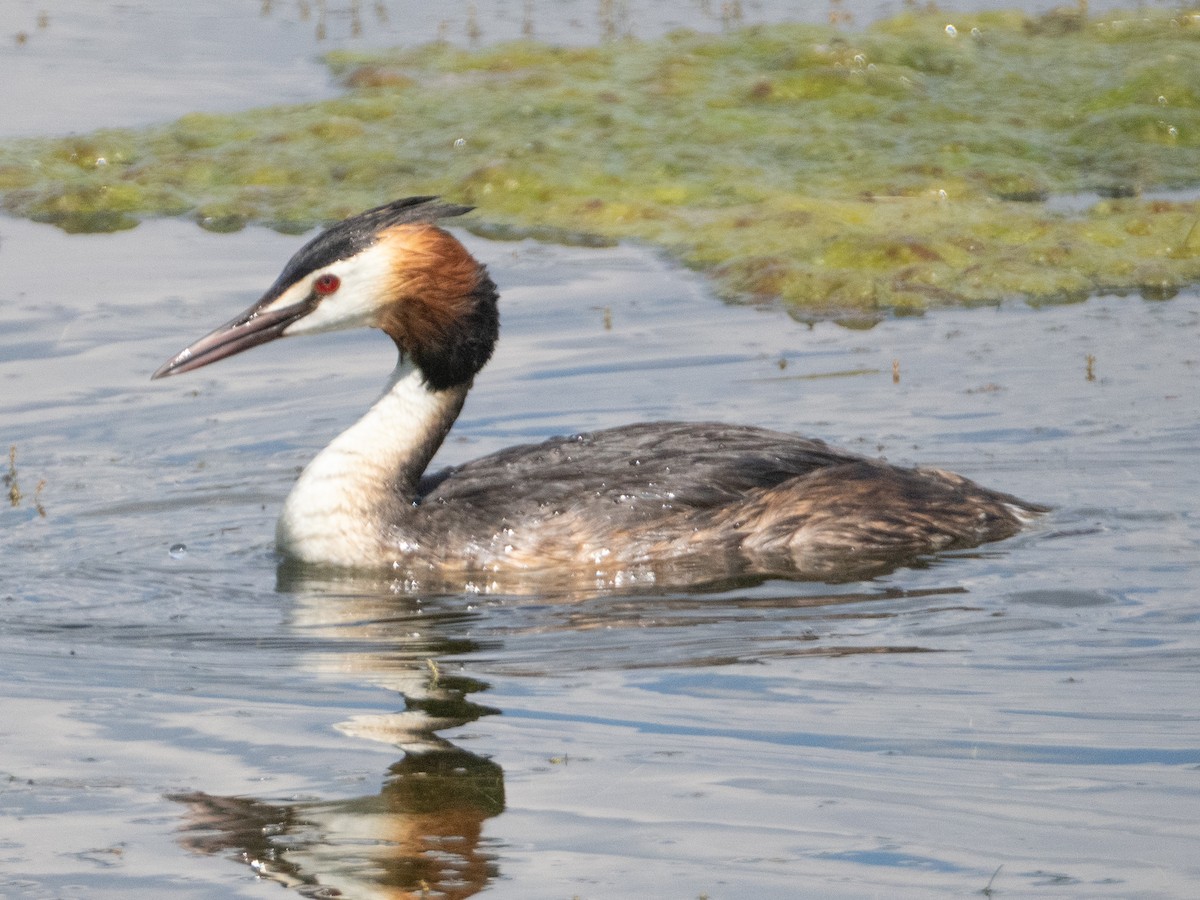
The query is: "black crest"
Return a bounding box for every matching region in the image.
[263,197,474,303]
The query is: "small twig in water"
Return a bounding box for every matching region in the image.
[981,863,1003,896]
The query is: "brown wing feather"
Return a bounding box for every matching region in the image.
[406,423,1041,580]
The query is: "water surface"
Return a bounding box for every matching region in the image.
[3,1,1200,896]
[3,214,1199,897]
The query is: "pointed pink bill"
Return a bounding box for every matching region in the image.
[151,296,315,379]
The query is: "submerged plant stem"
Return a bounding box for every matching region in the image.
[6,446,20,508]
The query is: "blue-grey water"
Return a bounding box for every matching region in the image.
[2,3,1199,898]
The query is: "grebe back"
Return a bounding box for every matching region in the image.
[153,197,1043,586]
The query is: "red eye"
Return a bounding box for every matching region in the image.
[313,273,341,295]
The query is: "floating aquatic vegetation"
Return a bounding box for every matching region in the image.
[3,9,1200,313]
[5,446,46,517]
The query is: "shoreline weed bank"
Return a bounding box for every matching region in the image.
[3,8,1200,315]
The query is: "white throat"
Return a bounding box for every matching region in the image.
[276,360,466,567]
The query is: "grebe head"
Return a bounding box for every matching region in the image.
[151,196,499,390]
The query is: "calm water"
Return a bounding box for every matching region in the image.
[3,2,1200,898]
[3,214,1199,898]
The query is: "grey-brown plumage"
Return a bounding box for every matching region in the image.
[402,421,1042,583]
[153,197,1045,589]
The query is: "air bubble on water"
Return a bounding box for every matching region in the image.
[944,24,958,37]
[1158,95,1168,106]
[453,137,466,148]
[168,543,188,559]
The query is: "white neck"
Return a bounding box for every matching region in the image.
[276,360,467,567]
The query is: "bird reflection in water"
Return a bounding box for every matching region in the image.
[167,556,986,896]
[171,745,503,899]
[170,568,506,899]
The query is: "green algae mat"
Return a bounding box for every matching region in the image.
[4,8,1200,316]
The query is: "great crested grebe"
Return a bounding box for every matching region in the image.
[154,196,1043,585]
